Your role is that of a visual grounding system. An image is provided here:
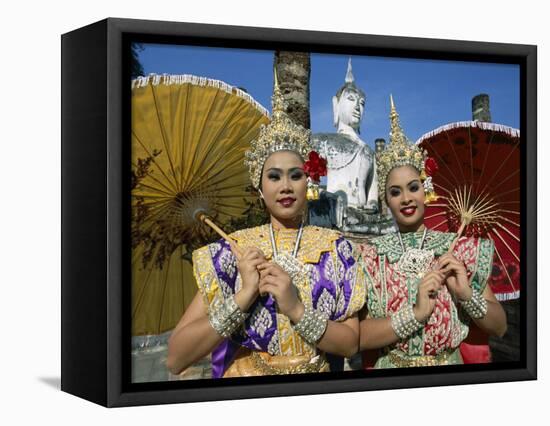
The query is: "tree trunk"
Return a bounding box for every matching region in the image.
[274,51,311,129]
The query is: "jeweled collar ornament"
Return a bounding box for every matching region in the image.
[395,228,434,277]
[269,223,307,283]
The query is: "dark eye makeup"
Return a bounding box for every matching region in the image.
[266,168,304,181]
[389,180,421,197]
[291,170,305,180]
[389,188,401,197]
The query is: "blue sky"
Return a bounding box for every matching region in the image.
[136,43,520,149]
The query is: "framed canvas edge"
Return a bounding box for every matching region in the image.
[109,367,535,407]
[523,43,537,380]
[61,18,110,407]
[104,16,537,58]
[97,17,537,407]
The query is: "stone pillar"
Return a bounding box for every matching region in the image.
[472,94,491,122]
[274,51,311,129]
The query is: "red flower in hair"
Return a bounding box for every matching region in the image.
[303,151,327,182]
[425,157,439,176]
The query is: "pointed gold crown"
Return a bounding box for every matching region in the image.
[245,71,313,189]
[377,95,427,205]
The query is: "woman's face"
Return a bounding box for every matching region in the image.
[260,150,307,226]
[386,165,425,232]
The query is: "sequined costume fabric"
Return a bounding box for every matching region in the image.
[358,229,494,368]
[192,225,366,377]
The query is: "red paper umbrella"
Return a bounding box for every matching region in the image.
[416,121,520,302]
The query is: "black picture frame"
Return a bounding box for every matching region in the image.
[61,17,537,407]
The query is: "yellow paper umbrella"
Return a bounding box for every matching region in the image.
[131,74,270,336]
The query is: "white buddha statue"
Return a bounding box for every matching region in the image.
[312,59,379,230]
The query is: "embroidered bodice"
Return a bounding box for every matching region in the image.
[359,230,494,357]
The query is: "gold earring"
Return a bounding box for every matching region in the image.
[424,191,438,205]
[306,178,320,200]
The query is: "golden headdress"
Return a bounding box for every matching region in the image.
[377,95,437,207]
[244,72,313,189]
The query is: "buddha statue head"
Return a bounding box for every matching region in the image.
[332,58,366,133]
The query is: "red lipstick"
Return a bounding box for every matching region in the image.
[278,197,296,207]
[400,206,417,217]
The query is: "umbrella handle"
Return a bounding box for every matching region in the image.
[429,219,468,298]
[448,220,467,253]
[197,213,242,256]
[447,205,474,254]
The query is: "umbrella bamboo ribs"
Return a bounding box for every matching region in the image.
[446,185,500,253]
[448,204,475,253]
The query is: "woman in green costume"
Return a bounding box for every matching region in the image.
[357,98,507,368]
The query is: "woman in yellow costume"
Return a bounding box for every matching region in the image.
[357,97,507,368]
[167,79,366,378]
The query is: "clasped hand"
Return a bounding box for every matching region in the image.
[257,262,303,321]
[436,253,472,301]
[229,241,303,321]
[413,253,471,323]
[229,242,265,297]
